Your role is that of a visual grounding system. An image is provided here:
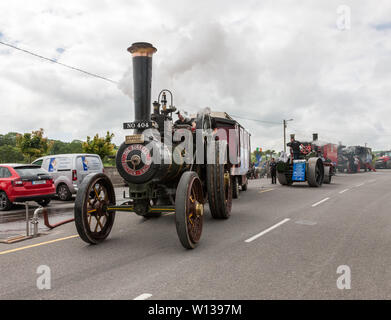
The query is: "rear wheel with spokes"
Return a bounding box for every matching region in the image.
[74,173,116,244]
[207,143,232,219]
[232,176,240,199]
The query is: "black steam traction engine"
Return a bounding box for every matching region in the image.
[277,134,334,187]
[74,42,251,249]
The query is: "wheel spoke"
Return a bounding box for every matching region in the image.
[94,217,100,232]
[93,187,101,200]
[96,216,104,231]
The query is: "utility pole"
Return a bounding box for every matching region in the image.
[283,119,293,153]
[283,120,286,153]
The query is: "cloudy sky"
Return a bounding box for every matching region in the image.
[0,0,390,152]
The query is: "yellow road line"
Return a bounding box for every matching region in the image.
[259,188,275,194]
[0,235,79,256]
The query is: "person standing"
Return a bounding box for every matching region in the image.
[287,136,301,160]
[270,157,277,184]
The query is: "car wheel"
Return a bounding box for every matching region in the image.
[57,184,72,201]
[0,191,12,211]
[37,199,51,207]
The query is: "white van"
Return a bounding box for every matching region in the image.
[32,154,104,201]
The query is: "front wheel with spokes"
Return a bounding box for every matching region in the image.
[175,171,204,249]
[74,173,116,244]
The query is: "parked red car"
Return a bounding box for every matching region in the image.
[0,164,56,211]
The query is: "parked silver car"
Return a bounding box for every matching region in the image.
[32,154,104,201]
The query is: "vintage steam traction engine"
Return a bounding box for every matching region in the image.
[338,145,373,173]
[277,133,334,187]
[74,42,250,249]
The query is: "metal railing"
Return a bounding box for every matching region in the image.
[11,202,74,238]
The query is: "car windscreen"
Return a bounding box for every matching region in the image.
[14,166,49,178]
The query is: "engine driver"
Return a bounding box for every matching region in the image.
[175,110,196,129]
[287,136,301,160]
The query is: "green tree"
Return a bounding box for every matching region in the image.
[69,140,83,153]
[50,139,83,155]
[0,145,25,163]
[0,132,19,147]
[82,132,115,162]
[264,149,276,160]
[16,128,53,162]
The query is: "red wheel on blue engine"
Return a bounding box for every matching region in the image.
[74,173,116,244]
[175,171,204,249]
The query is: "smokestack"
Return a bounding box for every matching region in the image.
[313,133,318,141]
[127,42,157,122]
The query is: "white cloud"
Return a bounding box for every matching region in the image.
[0,0,391,151]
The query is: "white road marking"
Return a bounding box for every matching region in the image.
[163,212,175,216]
[245,218,290,243]
[312,197,330,207]
[356,182,364,187]
[134,293,153,300]
[339,189,349,194]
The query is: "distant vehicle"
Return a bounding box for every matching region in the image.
[277,134,333,187]
[375,151,391,169]
[337,146,372,173]
[0,164,55,211]
[32,154,104,201]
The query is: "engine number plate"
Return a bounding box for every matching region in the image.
[125,134,145,144]
[123,121,153,130]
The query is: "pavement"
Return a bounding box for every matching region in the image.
[0,170,390,299]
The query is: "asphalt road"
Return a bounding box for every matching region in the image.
[0,170,390,299]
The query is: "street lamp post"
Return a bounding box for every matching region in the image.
[283,119,294,153]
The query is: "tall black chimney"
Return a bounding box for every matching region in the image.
[313,133,318,141]
[127,42,157,122]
